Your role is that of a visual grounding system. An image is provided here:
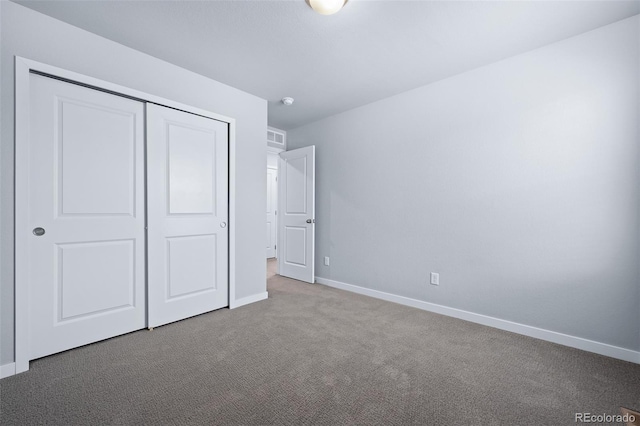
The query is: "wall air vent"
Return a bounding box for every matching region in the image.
[267,129,286,147]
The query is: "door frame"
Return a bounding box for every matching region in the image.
[267,147,283,262]
[14,57,238,374]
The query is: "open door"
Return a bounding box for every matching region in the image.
[278,146,315,283]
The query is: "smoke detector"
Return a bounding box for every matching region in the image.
[281,97,294,106]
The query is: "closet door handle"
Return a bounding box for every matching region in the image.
[220,222,227,228]
[33,227,46,236]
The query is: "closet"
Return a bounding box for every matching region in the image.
[25,71,229,360]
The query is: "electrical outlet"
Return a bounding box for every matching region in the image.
[324,256,330,266]
[430,272,439,286]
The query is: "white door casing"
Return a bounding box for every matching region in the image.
[27,73,146,360]
[146,103,229,328]
[266,168,277,258]
[278,146,315,283]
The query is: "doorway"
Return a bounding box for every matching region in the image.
[266,166,278,259]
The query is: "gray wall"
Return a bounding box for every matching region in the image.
[0,2,267,365]
[288,16,640,351]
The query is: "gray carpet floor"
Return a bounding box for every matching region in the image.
[1,259,639,425]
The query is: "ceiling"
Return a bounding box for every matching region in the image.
[15,0,640,130]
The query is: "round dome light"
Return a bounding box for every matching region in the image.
[307,0,348,15]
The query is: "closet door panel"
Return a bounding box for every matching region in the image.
[147,103,229,328]
[28,73,146,360]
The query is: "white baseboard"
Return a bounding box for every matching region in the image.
[316,276,640,364]
[230,291,269,309]
[1,362,16,379]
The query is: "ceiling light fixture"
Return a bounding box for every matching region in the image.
[281,97,294,106]
[306,0,348,15]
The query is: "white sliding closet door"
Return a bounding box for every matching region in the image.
[147,103,229,328]
[28,73,146,360]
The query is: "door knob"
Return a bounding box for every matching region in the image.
[220,222,227,228]
[306,219,312,224]
[32,227,45,236]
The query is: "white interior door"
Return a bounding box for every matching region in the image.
[28,73,146,360]
[278,146,315,283]
[147,103,229,328]
[266,168,277,258]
